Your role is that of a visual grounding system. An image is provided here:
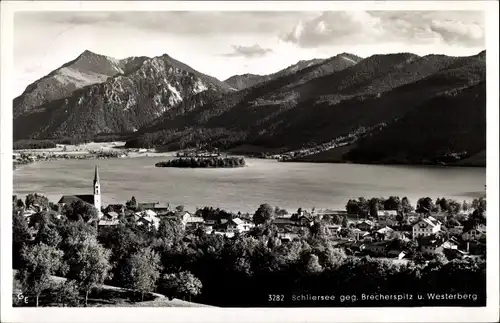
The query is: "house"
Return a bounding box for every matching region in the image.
[325,224,341,235]
[387,249,407,259]
[430,212,449,223]
[204,219,216,228]
[364,241,391,256]
[412,216,441,240]
[228,218,255,233]
[273,217,298,229]
[136,215,160,230]
[58,166,102,215]
[462,226,486,241]
[349,228,370,241]
[356,220,374,231]
[447,225,464,235]
[213,231,235,238]
[166,211,205,229]
[444,248,469,260]
[375,226,396,241]
[278,232,300,242]
[138,202,171,215]
[421,239,458,256]
[98,210,120,227]
[204,225,214,234]
[166,211,190,225]
[298,215,313,227]
[135,209,158,218]
[106,211,119,219]
[135,209,160,230]
[185,216,205,230]
[98,218,120,227]
[405,213,420,225]
[104,204,125,216]
[346,241,366,252]
[153,203,171,215]
[377,210,398,226]
[421,240,443,255]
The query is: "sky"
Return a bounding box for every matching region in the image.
[13,10,485,96]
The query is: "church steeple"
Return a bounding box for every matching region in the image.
[94,165,100,183]
[93,165,101,213]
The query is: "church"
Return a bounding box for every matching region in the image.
[57,165,102,217]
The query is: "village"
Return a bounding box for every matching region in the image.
[16,169,487,265]
[94,203,486,262]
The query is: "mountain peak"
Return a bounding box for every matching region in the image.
[332,52,363,64]
[79,49,101,58]
[476,50,486,59]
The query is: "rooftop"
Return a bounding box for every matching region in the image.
[58,195,95,205]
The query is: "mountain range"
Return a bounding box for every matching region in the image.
[13,49,486,166]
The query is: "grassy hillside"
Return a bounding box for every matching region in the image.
[12,271,209,307]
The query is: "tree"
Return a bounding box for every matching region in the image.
[416,197,435,214]
[13,213,31,269]
[125,248,163,301]
[25,193,49,210]
[304,254,323,274]
[436,198,448,212]
[16,243,65,307]
[357,197,369,214]
[53,281,81,307]
[471,198,486,211]
[64,200,99,223]
[462,200,470,213]
[160,271,203,301]
[157,218,185,242]
[253,203,275,225]
[58,220,97,258]
[125,196,137,209]
[471,208,486,225]
[332,214,342,225]
[322,214,332,224]
[345,199,359,214]
[401,197,414,214]
[447,199,462,215]
[29,211,53,231]
[368,198,383,218]
[13,196,25,211]
[310,221,327,238]
[413,251,426,266]
[341,216,349,228]
[274,207,288,217]
[36,225,62,247]
[66,234,112,306]
[384,196,402,212]
[175,205,185,213]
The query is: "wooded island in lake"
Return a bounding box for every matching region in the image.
[155,157,246,168]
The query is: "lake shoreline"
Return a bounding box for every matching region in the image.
[13,155,485,215]
[280,158,486,168]
[12,141,486,169]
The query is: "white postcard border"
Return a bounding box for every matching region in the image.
[1,1,498,322]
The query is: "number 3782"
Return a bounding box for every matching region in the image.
[268,294,284,302]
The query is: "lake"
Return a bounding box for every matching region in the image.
[13,157,486,214]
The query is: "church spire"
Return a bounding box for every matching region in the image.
[94,165,100,183]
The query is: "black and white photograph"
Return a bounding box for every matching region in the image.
[1,1,498,322]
